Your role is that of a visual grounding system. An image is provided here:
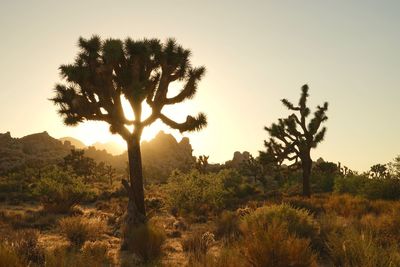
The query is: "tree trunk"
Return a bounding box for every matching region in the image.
[123,134,146,226]
[302,153,312,197]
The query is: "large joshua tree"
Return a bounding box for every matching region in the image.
[261,84,328,197]
[51,36,207,223]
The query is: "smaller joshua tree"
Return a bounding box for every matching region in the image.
[261,84,328,197]
[369,164,389,179]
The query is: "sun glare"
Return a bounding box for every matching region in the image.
[76,81,199,147]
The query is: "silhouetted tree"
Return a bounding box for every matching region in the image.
[261,84,328,197]
[105,164,117,186]
[369,164,388,179]
[51,36,207,224]
[239,154,265,185]
[338,162,357,177]
[97,162,117,185]
[61,149,96,182]
[388,155,400,178]
[195,155,209,174]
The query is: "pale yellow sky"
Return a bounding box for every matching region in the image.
[0,1,399,171]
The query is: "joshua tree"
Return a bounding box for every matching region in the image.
[369,164,388,179]
[261,84,328,197]
[51,36,207,224]
[61,149,96,183]
[195,155,209,174]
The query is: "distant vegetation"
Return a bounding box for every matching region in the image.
[1,129,398,265]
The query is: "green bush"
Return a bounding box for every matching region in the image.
[0,172,34,202]
[166,169,251,216]
[34,167,93,213]
[241,204,319,243]
[334,175,368,195]
[312,161,338,192]
[361,178,400,200]
[334,174,400,201]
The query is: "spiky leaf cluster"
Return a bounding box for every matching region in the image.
[51,36,207,140]
[261,84,328,166]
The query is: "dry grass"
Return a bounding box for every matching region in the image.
[214,210,241,242]
[359,209,400,246]
[326,227,400,267]
[124,222,166,264]
[58,216,107,247]
[45,242,112,267]
[241,222,318,267]
[0,243,23,267]
[324,194,372,217]
[182,230,215,264]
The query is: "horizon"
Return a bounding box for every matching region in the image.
[1,1,399,172]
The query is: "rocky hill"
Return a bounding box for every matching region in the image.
[140,131,195,182]
[0,131,196,181]
[59,137,86,149]
[59,137,126,156]
[0,131,74,173]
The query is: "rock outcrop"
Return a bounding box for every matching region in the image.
[0,131,196,181]
[225,151,251,168]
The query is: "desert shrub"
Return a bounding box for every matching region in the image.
[324,194,372,218]
[241,222,318,267]
[334,174,400,201]
[326,227,400,267]
[9,229,45,265]
[0,243,24,267]
[124,222,166,263]
[215,211,241,242]
[45,243,112,267]
[211,247,248,267]
[182,230,215,264]
[0,229,45,267]
[34,167,93,213]
[361,177,400,200]
[241,204,319,243]
[0,174,34,202]
[187,246,247,267]
[81,241,112,265]
[312,162,338,192]
[367,199,399,215]
[58,216,106,247]
[166,169,249,217]
[0,210,58,230]
[334,175,368,195]
[359,209,400,246]
[283,196,325,215]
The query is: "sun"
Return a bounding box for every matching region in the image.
[74,81,198,147]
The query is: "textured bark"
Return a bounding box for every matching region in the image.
[127,135,146,217]
[121,133,146,232]
[301,153,312,197]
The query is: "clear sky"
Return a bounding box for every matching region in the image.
[0,1,399,171]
